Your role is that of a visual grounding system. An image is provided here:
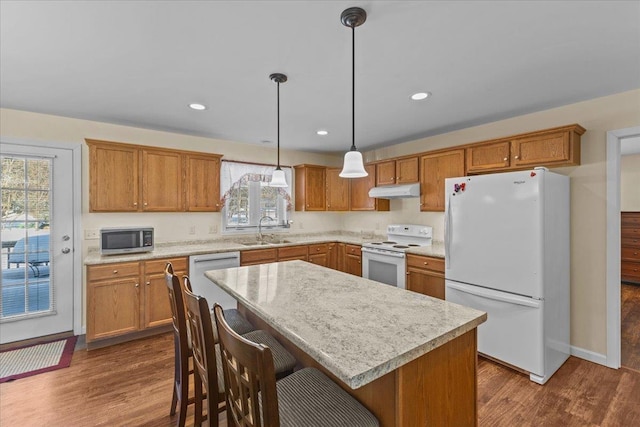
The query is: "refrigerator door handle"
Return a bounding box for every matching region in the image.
[446,281,541,308]
[445,192,452,269]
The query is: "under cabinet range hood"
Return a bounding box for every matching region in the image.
[368,183,420,199]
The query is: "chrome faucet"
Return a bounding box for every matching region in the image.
[258,215,274,243]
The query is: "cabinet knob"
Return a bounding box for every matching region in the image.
[133,202,138,206]
[424,262,428,265]
[503,157,508,161]
[144,202,148,206]
[514,155,520,160]
[135,283,139,288]
[113,270,118,274]
[146,281,151,285]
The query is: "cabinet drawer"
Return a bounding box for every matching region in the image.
[241,248,277,265]
[622,247,640,262]
[345,244,361,256]
[406,254,445,273]
[622,261,640,280]
[308,243,329,254]
[622,212,640,228]
[145,257,188,274]
[622,237,640,248]
[621,228,640,238]
[278,245,308,260]
[88,262,140,281]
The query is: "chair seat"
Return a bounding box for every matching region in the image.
[221,309,255,336]
[241,330,297,375]
[274,368,379,427]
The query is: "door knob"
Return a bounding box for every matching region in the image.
[61,247,71,254]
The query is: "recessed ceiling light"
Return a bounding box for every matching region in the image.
[189,103,207,110]
[410,92,431,101]
[317,130,329,136]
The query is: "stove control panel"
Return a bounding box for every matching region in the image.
[387,224,432,239]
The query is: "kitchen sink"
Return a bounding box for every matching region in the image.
[239,239,294,246]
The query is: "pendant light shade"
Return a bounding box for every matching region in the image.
[269,72,288,187]
[339,7,368,178]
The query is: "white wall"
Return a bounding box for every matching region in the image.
[621,154,640,211]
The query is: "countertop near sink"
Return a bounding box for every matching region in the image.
[84,232,446,265]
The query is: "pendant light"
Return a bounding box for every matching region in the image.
[339,7,368,178]
[269,72,288,187]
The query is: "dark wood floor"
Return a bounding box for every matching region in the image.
[1,332,639,426]
[622,283,640,372]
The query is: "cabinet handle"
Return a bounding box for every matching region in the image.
[423,262,428,265]
[146,281,151,285]
[113,270,118,274]
[133,202,138,206]
[144,202,148,206]
[503,157,508,161]
[135,283,139,288]
[514,155,520,160]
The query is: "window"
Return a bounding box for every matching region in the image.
[221,161,292,233]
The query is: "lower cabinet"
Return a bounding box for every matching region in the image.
[344,244,362,277]
[308,243,329,267]
[240,248,278,266]
[406,254,445,299]
[278,245,308,262]
[86,257,188,343]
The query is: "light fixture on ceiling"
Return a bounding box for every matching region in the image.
[188,103,207,110]
[317,130,329,136]
[269,72,288,187]
[339,7,368,178]
[411,92,431,101]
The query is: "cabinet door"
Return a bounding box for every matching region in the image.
[87,278,140,341]
[466,141,511,173]
[142,258,187,329]
[511,131,570,168]
[87,141,139,212]
[326,168,350,211]
[308,253,328,267]
[406,267,445,299]
[350,164,390,211]
[185,153,221,212]
[142,149,183,211]
[327,242,338,270]
[241,248,278,266]
[420,149,465,212]
[295,165,326,211]
[278,245,308,261]
[396,157,419,183]
[344,254,362,276]
[376,160,397,186]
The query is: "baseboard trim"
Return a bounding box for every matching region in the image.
[570,345,608,366]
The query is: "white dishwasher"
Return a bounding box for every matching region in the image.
[188,252,240,310]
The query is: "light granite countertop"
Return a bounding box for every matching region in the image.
[204,260,486,389]
[84,232,446,265]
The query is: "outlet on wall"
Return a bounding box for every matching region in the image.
[84,229,99,240]
[188,226,196,235]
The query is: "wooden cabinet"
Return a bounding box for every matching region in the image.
[86,139,222,212]
[622,212,640,284]
[326,168,350,211]
[465,124,585,174]
[376,157,419,186]
[308,243,329,267]
[294,164,326,211]
[344,244,362,277]
[185,153,222,212]
[350,164,390,211]
[327,242,340,271]
[241,248,278,266]
[277,245,308,262]
[86,257,187,342]
[406,254,445,299]
[420,149,465,212]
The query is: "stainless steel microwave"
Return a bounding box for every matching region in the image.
[100,227,154,255]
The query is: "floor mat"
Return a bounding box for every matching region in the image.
[0,336,77,383]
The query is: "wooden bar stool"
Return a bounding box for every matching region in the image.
[182,286,297,426]
[213,303,380,427]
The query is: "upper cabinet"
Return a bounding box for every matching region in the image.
[294,164,326,211]
[350,164,390,211]
[86,139,222,212]
[375,157,419,186]
[420,149,465,212]
[465,124,585,174]
[326,168,350,211]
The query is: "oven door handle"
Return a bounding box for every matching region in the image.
[361,247,406,258]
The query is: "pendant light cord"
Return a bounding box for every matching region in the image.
[351,25,356,152]
[276,80,281,169]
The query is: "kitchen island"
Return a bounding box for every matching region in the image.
[205,260,486,426]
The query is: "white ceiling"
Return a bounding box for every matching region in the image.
[1,1,639,154]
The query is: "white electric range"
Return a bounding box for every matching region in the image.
[361,224,432,288]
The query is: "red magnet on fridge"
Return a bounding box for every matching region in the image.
[531,172,537,177]
[454,182,466,193]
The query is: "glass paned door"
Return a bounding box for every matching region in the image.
[0,144,74,343]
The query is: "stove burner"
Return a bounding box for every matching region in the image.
[393,245,409,249]
[382,241,397,244]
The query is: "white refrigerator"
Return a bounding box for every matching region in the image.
[444,168,570,384]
